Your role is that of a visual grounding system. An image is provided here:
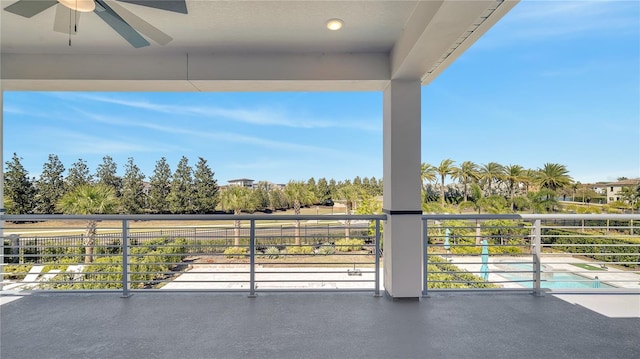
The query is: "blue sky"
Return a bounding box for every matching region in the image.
[4,0,639,185]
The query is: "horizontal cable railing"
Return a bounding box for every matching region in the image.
[4,213,638,296]
[1,214,384,296]
[422,214,640,295]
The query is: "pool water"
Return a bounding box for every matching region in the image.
[496,263,614,289]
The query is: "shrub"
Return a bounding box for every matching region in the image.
[2,264,32,280]
[286,245,314,255]
[317,243,335,255]
[263,246,281,259]
[450,244,524,255]
[224,246,248,258]
[40,240,83,262]
[39,237,189,290]
[427,255,497,289]
[334,238,364,252]
[543,229,639,268]
[194,239,229,254]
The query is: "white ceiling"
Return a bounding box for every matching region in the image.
[0,0,518,91]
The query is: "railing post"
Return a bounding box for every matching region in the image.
[121,220,132,298]
[374,219,381,297]
[248,219,256,298]
[533,219,542,297]
[10,234,19,263]
[422,218,429,297]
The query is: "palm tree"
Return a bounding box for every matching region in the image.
[452,161,479,202]
[521,169,537,194]
[435,159,456,205]
[572,182,580,202]
[528,188,558,213]
[536,163,573,193]
[220,186,253,246]
[284,181,316,245]
[420,162,437,191]
[479,162,505,196]
[504,164,525,211]
[57,184,119,263]
[336,184,362,239]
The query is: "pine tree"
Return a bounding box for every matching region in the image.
[4,153,37,214]
[193,157,219,213]
[36,154,66,214]
[95,155,122,196]
[317,177,330,202]
[168,156,194,214]
[307,177,319,204]
[251,184,270,212]
[148,157,172,214]
[66,158,93,190]
[121,158,146,214]
[328,178,337,198]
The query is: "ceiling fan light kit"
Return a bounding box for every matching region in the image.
[58,0,95,12]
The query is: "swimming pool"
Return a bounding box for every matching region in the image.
[495,263,614,289]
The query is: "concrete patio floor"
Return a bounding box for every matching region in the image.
[1,292,639,359]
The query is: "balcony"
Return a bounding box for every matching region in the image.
[1,213,639,359]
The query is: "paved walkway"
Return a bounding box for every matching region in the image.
[161,264,381,291]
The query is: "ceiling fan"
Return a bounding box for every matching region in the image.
[3,0,188,48]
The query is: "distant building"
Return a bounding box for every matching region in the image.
[227,178,255,188]
[599,178,639,204]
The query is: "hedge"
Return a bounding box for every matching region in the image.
[542,229,639,268]
[427,255,497,289]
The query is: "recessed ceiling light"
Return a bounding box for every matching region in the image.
[326,18,343,31]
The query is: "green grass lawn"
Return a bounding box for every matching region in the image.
[3,206,349,236]
[571,263,603,271]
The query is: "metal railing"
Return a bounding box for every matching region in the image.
[422,214,640,295]
[4,213,638,297]
[1,214,384,297]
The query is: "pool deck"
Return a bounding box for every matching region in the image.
[448,255,640,290]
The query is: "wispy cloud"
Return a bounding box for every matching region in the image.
[75,110,345,155]
[538,61,606,77]
[228,160,291,170]
[3,106,26,115]
[55,93,380,131]
[477,0,639,48]
[39,127,184,155]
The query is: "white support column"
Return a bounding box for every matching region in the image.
[1,88,4,288]
[0,88,3,207]
[382,80,423,299]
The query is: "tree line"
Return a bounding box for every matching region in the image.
[420,159,639,213]
[5,153,637,217]
[2,153,384,215]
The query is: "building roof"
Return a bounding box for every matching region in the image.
[604,179,640,187]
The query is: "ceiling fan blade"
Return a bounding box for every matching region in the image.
[105,0,172,45]
[3,0,57,18]
[94,0,150,48]
[53,3,82,34]
[117,0,187,14]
